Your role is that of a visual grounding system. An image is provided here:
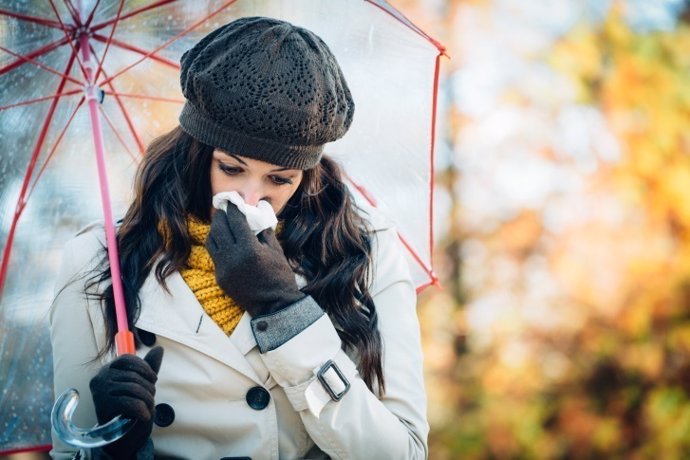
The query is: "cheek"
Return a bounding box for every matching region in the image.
[272,183,301,213]
[209,169,235,196]
[209,168,221,195]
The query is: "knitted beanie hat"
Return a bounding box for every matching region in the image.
[178,17,355,170]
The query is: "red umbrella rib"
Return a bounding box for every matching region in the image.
[101,91,184,104]
[27,97,85,201]
[61,0,82,27]
[98,104,139,163]
[48,0,89,80]
[90,0,177,32]
[92,34,180,70]
[0,52,78,299]
[96,64,146,154]
[0,37,70,77]
[0,8,66,29]
[0,44,82,85]
[0,90,81,112]
[91,0,126,84]
[82,0,105,29]
[98,0,239,87]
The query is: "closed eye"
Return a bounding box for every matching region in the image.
[219,163,242,176]
[270,175,294,186]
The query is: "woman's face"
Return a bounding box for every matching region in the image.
[210,150,304,215]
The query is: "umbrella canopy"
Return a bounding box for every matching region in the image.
[0,0,445,453]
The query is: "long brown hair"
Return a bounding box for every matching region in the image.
[89,126,384,393]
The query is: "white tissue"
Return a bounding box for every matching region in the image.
[212,191,278,235]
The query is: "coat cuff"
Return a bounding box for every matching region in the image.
[282,350,358,418]
[250,295,324,353]
[257,303,358,418]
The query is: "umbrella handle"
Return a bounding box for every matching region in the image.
[51,388,137,448]
[51,332,137,448]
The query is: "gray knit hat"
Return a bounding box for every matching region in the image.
[178,17,355,170]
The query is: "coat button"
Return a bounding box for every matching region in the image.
[245,386,270,410]
[256,320,268,332]
[137,328,156,347]
[154,403,175,427]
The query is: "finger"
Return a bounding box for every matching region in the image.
[223,203,257,246]
[108,369,157,395]
[90,373,156,420]
[143,346,164,375]
[109,382,156,410]
[108,355,158,383]
[90,370,156,403]
[206,233,219,253]
[209,209,236,246]
[256,228,283,251]
[107,395,154,422]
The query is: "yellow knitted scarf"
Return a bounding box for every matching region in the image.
[181,216,243,335]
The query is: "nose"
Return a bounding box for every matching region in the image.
[237,182,263,206]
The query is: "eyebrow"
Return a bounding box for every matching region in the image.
[223,152,296,173]
[226,153,247,165]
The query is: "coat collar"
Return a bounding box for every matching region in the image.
[135,268,263,384]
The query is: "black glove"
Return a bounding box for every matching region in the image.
[206,205,305,317]
[90,346,164,459]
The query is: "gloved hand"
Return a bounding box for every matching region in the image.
[90,347,164,459]
[206,205,305,317]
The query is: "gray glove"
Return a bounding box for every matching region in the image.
[206,205,305,317]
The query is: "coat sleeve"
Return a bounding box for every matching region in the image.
[49,229,108,460]
[253,225,429,459]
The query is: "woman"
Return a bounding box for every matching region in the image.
[50,17,428,460]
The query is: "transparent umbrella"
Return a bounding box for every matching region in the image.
[0,0,445,453]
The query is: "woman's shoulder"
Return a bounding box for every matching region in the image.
[57,221,108,282]
[357,203,404,259]
[357,205,414,294]
[68,220,107,253]
[73,220,108,237]
[357,202,395,233]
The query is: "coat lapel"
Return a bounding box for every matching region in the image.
[229,311,258,355]
[135,269,262,384]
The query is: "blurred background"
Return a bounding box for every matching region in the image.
[413,0,690,458]
[2,0,690,459]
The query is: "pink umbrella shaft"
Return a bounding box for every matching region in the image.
[79,34,134,355]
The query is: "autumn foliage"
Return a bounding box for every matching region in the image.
[422,2,690,458]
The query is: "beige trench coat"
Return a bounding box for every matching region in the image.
[50,210,428,460]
